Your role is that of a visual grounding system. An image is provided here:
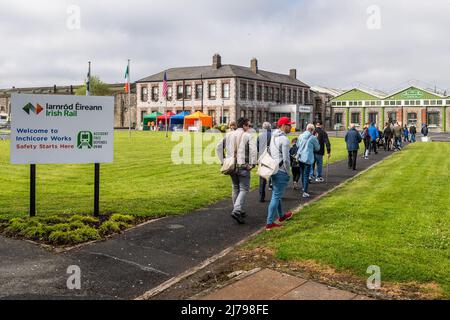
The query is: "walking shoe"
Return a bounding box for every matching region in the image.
[279,212,294,223]
[302,192,310,198]
[231,212,245,224]
[266,223,283,231]
[293,182,299,190]
[315,177,325,183]
[240,211,247,218]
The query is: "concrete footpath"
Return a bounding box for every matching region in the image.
[0,150,392,300]
[199,269,372,300]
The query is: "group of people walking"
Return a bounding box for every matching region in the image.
[217,117,331,231]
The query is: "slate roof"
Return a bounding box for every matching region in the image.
[137,64,310,88]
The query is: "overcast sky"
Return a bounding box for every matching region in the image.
[0,0,449,93]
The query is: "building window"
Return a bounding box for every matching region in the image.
[240,110,246,118]
[275,88,280,102]
[167,86,173,101]
[427,112,440,127]
[351,112,360,125]
[369,112,378,124]
[269,87,274,102]
[287,89,292,103]
[263,86,269,101]
[388,112,397,123]
[195,84,203,99]
[151,86,159,101]
[222,83,230,99]
[424,100,430,105]
[305,90,310,104]
[293,90,297,104]
[208,83,217,99]
[140,87,148,102]
[446,100,450,105]
[249,84,255,100]
[184,85,192,99]
[407,113,417,126]
[248,110,254,122]
[257,85,262,101]
[281,88,286,103]
[437,100,443,105]
[177,85,183,100]
[335,113,343,124]
[240,82,247,100]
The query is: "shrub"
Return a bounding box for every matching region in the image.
[48,226,100,245]
[110,214,134,224]
[99,220,130,236]
[68,215,99,225]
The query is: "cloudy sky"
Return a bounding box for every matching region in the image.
[0,0,449,93]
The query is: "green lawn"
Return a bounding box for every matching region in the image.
[248,142,450,298]
[0,132,348,220]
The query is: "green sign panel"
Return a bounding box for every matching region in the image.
[402,89,423,99]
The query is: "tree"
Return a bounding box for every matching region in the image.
[75,75,111,96]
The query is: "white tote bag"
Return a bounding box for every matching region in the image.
[257,137,280,181]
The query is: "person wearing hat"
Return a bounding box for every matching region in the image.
[266,117,295,231]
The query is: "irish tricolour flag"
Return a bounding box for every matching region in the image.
[124,64,130,93]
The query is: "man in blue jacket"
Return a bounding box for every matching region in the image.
[345,124,363,171]
[368,122,379,155]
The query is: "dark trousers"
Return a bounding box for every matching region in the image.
[259,177,272,201]
[348,150,358,170]
[292,167,301,183]
[299,162,311,193]
[384,137,392,151]
[370,140,378,154]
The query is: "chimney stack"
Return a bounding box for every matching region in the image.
[212,53,222,70]
[289,69,297,79]
[251,58,258,73]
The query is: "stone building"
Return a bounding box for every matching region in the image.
[0,84,137,128]
[310,86,344,130]
[330,86,449,132]
[136,54,313,129]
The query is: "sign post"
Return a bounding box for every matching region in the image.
[30,164,36,217]
[10,94,114,217]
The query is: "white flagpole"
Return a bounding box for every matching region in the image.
[128,59,131,138]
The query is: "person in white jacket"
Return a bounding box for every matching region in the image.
[217,118,257,224]
[266,117,295,231]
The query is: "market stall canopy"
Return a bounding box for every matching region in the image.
[184,111,213,129]
[170,111,191,125]
[157,111,176,122]
[143,112,163,124]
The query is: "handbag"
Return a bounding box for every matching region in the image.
[221,132,244,175]
[257,136,280,181]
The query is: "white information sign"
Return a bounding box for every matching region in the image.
[10,94,114,164]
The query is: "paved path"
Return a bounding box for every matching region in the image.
[199,269,372,300]
[0,150,392,300]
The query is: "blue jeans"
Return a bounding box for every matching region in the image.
[411,134,416,143]
[300,162,311,193]
[310,154,324,178]
[267,171,290,225]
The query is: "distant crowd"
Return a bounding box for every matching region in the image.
[217,117,427,231]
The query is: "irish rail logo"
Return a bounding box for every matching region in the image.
[23,103,44,115]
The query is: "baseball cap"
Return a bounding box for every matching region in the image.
[277,117,295,127]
